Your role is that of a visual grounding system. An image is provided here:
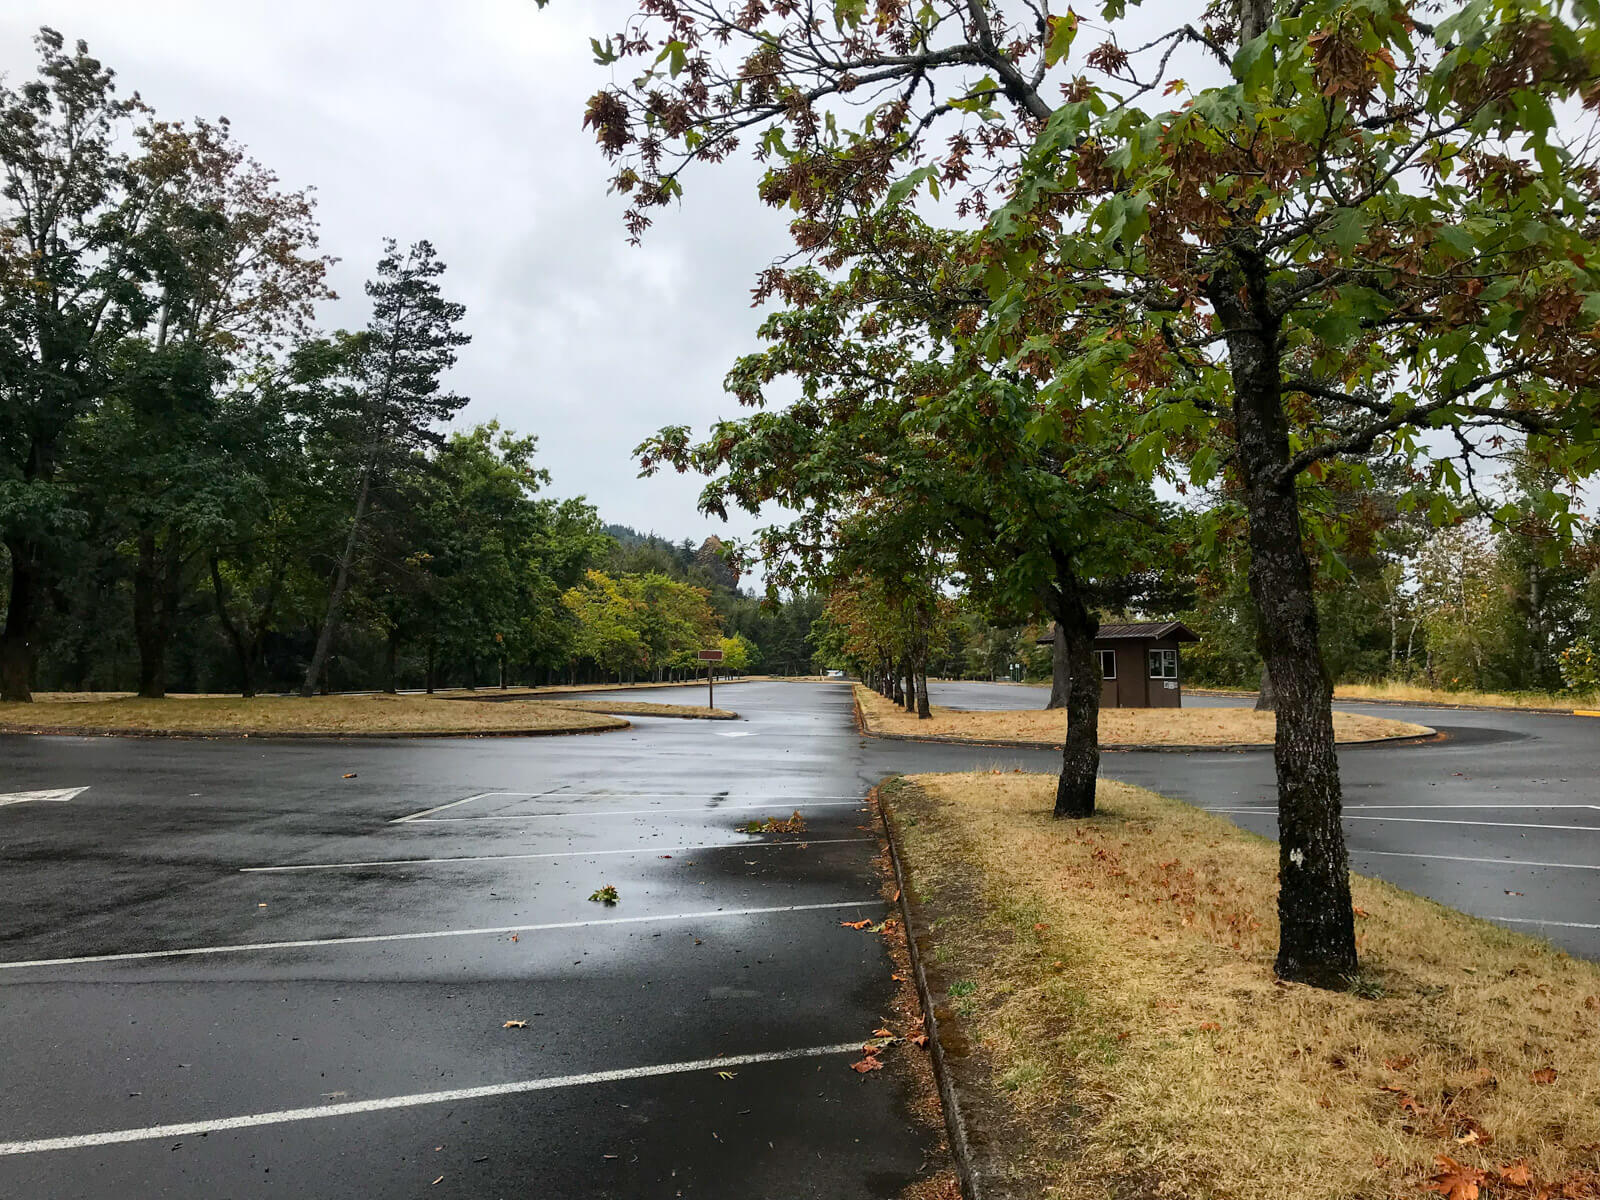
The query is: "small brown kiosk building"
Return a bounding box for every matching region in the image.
[1041,620,1200,708]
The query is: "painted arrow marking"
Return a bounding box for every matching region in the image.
[0,787,87,808]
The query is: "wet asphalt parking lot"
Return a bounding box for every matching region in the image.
[1,678,1598,1197]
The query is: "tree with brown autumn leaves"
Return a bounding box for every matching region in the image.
[577,0,1600,986]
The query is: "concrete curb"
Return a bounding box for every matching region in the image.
[852,691,1440,754]
[0,720,631,742]
[873,781,983,1200]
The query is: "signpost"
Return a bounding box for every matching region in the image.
[698,648,724,709]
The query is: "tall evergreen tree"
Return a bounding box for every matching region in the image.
[300,239,468,696]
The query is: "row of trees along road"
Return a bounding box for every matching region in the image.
[580,0,1600,986]
[0,30,813,700]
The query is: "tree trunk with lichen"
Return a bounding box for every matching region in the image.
[1047,572,1101,819]
[1046,621,1070,709]
[1213,251,1357,989]
[1254,663,1276,712]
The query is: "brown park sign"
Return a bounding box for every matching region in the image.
[697,649,724,661]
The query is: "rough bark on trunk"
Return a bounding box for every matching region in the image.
[302,464,373,697]
[1254,663,1276,712]
[1046,621,1070,709]
[385,628,401,694]
[133,534,182,699]
[1,537,40,701]
[209,556,257,698]
[916,670,931,719]
[1049,578,1101,819]
[1215,254,1358,988]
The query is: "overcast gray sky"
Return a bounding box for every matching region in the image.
[0,1,789,547]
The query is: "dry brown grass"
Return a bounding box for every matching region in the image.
[0,694,626,737]
[475,676,769,697]
[1333,680,1600,713]
[547,700,736,719]
[890,771,1600,1200]
[855,685,1432,746]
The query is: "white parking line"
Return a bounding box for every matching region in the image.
[390,787,567,824]
[1350,809,1600,819]
[410,800,869,823]
[1208,804,1600,813]
[1354,849,1600,871]
[390,793,866,823]
[1208,811,1600,833]
[536,794,867,800]
[0,900,883,970]
[241,837,876,874]
[0,1042,863,1156]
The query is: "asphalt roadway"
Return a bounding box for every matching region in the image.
[2,679,1597,1198]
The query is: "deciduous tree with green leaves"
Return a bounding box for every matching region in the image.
[0,29,147,701]
[640,211,1184,813]
[581,0,1600,985]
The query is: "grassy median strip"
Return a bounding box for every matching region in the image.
[887,772,1600,1199]
[1332,680,1600,713]
[856,685,1432,747]
[541,699,736,720]
[0,694,628,736]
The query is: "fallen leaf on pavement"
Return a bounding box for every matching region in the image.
[502,1020,527,1029]
[716,1070,736,1080]
[872,1028,893,1038]
[849,1057,884,1073]
[840,919,873,930]
[910,1032,929,1047]
[343,773,357,779]
[1504,890,1525,897]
